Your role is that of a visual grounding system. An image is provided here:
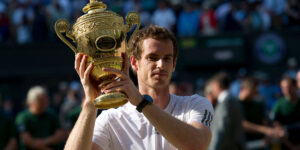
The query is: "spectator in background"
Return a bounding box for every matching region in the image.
[208,73,246,150]
[16,15,32,44]
[215,1,232,30]
[12,1,34,44]
[204,79,217,108]
[138,7,151,28]
[255,71,282,113]
[245,2,271,31]
[239,77,284,150]
[199,1,218,35]
[0,107,17,150]
[16,86,65,150]
[296,70,300,97]
[141,0,157,13]
[285,0,300,27]
[233,1,249,31]
[2,98,14,117]
[59,81,81,130]
[0,2,10,42]
[284,57,298,80]
[51,81,68,113]
[230,68,247,99]
[223,2,241,31]
[271,77,300,150]
[263,0,287,29]
[32,4,48,41]
[151,0,176,32]
[177,2,200,36]
[123,0,141,15]
[46,0,69,40]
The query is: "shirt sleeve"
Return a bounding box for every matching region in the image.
[92,111,111,150]
[187,95,214,127]
[15,113,27,133]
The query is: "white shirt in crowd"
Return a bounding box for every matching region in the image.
[151,8,176,31]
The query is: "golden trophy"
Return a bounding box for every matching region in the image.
[54,0,141,109]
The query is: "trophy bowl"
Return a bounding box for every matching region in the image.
[54,0,141,109]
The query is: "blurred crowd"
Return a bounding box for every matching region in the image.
[1,0,300,44]
[1,0,300,150]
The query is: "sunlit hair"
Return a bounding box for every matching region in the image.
[204,80,213,96]
[26,86,47,105]
[130,25,178,63]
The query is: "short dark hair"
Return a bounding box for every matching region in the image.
[130,25,178,62]
[211,73,231,90]
[242,76,258,90]
[281,76,297,87]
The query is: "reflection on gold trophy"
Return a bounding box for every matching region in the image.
[54,0,141,109]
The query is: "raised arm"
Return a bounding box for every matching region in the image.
[64,53,102,150]
[142,104,212,150]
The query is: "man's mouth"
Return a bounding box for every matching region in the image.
[152,71,168,77]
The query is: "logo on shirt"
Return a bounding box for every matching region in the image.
[201,109,213,126]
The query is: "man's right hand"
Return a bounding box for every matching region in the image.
[75,53,101,106]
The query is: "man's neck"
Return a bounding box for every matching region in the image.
[139,85,170,109]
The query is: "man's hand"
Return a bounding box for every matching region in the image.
[34,139,53,150]
[75,53,101,105]
[263,126,285,138]
[101,53,143,106]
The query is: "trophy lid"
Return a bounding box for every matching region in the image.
[72,0,125,39]
[82,0,107,13]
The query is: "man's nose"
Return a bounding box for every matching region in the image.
[157,59,163,68]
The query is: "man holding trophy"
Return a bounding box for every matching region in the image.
[56,1,214,150]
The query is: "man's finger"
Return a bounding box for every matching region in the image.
[102,67,128,80]
[122,52,130,75]
[84,62,94,81]
[104,86,125,94]
[101,80,126,92]
[79,55,88,78]
[75,53,83,73]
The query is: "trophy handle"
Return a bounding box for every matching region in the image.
[55,19,77,53]
[125,12,141,51]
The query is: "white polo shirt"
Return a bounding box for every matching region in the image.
[92,94,214,150]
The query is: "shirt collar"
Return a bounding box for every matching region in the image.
[218,90,229,103]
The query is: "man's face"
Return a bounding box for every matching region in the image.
[280,79,297,99]
[30,94,49,115]
[210,81,221,100]
[131,38,176,89]
[297,71,300,88]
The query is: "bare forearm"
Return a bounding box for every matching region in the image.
[46,130,65,145]
[142,104,211,150]
[5,138,17,150]
[21,133,39,149]
[64,101,97,150]
[243,120,269,134]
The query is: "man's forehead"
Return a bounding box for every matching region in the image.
[141,38,173,55]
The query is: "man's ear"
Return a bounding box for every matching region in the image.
[130,55,138,72]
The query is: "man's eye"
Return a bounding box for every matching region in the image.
[148,57,158,61]
[164,57,172,62]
